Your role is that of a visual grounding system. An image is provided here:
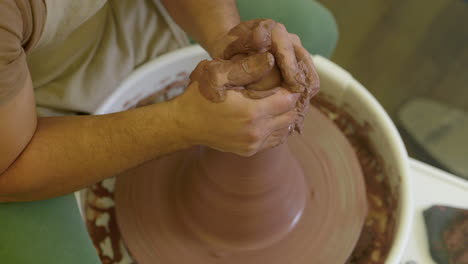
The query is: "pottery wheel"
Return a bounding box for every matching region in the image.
[114,105,367,264]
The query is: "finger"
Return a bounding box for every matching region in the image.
[230,54,247,62]
[245,64,282,91]
[189,59,209,82]
[256,88,299,117]
[226,52,275,87]
[251,19,276,52]
[271,23,305,93]
[189,53,275,103]
[223,20,262,59]
[260,127,290,151]
[267,109,297,131]
[224,19,276,59]
[291,34,320,97]
[190,60,228,102]
[291,37,319,133]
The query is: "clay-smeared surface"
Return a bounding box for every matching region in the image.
[189,53,275,103]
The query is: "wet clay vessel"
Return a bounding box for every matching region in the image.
[114,104,368,264]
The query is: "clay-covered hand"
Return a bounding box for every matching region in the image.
[171,53,299,157]
[208,19,320,132]
[209,19,319,94]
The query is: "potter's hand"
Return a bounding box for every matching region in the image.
[171,53,299,157]
[209,19,320,97]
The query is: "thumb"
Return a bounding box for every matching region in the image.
[226,52,275,87]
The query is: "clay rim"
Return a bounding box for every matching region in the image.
[343,77,412,264]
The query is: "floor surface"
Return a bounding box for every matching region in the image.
[318,0,468,165]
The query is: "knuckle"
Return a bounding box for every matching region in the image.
[276,23,287,31]
[289,34,301,45]
[246,128,263,143]
[244,144,259,157]
[256,19,276,30]
[190,60,209,80]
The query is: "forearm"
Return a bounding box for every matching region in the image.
[161,0,240,54]
[0,101,188,202]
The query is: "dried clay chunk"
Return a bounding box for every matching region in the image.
[424,205,468,264]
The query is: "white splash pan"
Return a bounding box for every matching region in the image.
[78,45,413,264]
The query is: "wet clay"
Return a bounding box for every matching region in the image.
[174,145,308,252]
[189,52,275,103]
[122,73,189,109]
[220,19,320,100]
[85,84,395,264]
[313,97,397,264]
[197,19,320,132]
[114,103,368,264]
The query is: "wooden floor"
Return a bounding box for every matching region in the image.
[317,0,468,161]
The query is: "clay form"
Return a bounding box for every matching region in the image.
[114,46,364,263]
[114,105,368,264]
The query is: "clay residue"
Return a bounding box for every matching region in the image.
[219,19,320,133]
[122,72,189,110]
[135,78,189,108]
[312,96,397,264]
[443,212,468,264]
[221,19,276,60]
[190,51,317,133]
[189,52,275,103]
[85,179,124,264]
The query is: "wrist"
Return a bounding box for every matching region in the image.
[205,34,229,59]
[204,23,239,59]
[165,98,196,149]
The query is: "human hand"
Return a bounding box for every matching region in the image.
[209,19,319,93]
[171,53,299,157]
[208,19,320,132]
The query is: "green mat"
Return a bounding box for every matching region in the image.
[0,194,100,264]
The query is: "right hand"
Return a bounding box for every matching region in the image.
[170,53,299,157]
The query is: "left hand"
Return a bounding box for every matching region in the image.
[208,19,320,98]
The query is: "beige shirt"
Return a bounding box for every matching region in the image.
[0,0,189,115]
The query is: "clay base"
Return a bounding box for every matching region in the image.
[115,106,367,264]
